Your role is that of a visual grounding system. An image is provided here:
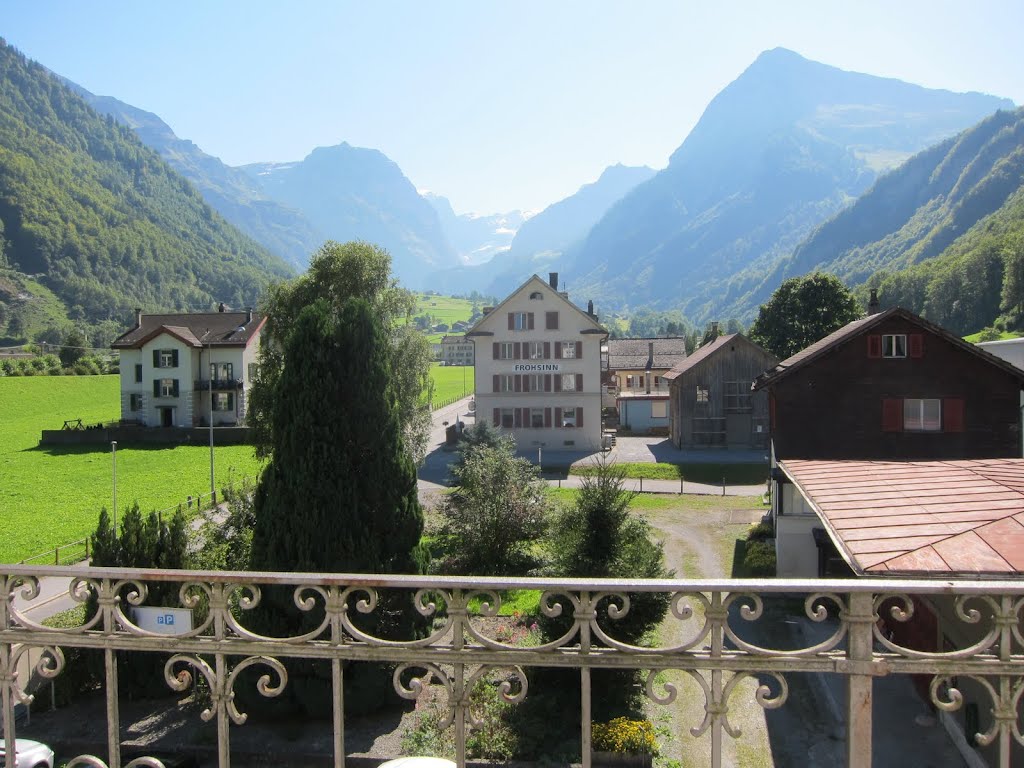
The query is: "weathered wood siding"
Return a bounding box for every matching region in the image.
[669,337,776,449]
[771,315,1023,460]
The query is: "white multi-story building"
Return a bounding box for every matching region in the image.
[468,273,606,452]
[440,334,475,366]
[111,307,264,428]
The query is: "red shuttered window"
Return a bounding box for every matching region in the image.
[943,398,965,433]
[881,398,903,432]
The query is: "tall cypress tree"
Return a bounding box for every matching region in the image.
[248,297,426,714]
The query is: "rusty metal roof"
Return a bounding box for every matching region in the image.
[780,458,1024,576]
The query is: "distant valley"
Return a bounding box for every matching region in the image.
[1,39,1021,348]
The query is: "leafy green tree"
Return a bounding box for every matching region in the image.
[250,240,433,463]
[749,273,862,358]
[58,327,88,367]
[432,442,550,576]
[248,297,426,715]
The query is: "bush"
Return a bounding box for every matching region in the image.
[742,540,777,577]
[747,522,774,540]
[592,717,659,755]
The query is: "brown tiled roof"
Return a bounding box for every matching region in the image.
[780,458,1024,576]
[607,337,687,371]
[754,307,1024,390]
[111,311,265,349]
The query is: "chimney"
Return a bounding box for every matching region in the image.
[246,307,253,324]
[134,308,142,328]
[482,306,493,316]
[868,289,880,315]
[587,299,594,316]
[218,302,226,313]
[549,272,558,290]
[711,321,719,337]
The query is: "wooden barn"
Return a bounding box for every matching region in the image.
[752,306,1024,461]
[664,333,777,450]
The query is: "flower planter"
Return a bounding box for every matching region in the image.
[591,751,653,768]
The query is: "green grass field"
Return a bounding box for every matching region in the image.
[413,293,476,326]
[569,462,767,485]
[0,376,264,564]
[429,362,475,405]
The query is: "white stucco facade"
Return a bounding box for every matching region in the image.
[469,274,606,452]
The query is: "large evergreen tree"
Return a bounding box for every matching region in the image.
[248,296,426,715]
[249,240,433,464]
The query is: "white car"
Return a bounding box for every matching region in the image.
[0,738,54,768]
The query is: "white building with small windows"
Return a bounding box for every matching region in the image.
[440,334,474,366]
[468,273,606,452]
[111,307,264,428]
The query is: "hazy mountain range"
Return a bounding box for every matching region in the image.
[1,38,1021,346]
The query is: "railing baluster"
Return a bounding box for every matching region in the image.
[105,647,121,768]
[581,666,592,768]
[845,591,874,768]
[333,658,344,768]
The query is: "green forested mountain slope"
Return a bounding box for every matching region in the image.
[0,39,293,343]
[782,107,1024,335]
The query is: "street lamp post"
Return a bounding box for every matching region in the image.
[111,440,118,532]
[206,333,215,504]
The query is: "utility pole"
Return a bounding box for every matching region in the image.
[111,440,118,533]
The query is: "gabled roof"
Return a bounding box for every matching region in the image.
[753,307,1024,390]
[662,334,775,381]
[780,458,1024,577]
[466,274,606,337]
[440,334,467,344]
[607,338,688,371]
[111,311,265,349]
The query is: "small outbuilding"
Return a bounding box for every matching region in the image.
[663,334,777,449]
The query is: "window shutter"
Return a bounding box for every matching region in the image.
[227,393,234,411]
[514,375,522,393]
[576,373,583,392]
[577,407,584,428]
[909,334,924,359]
[546,311,558,330]
[522,407,530,427]
[514,408,522,428]
[555,407,562,426]
[172,379,180,397]
[135,364,142,383]
[514,342,521,360]
[544,341,551,359]
[508,313,515,331]
[171,349,179,367]
[554,375,562,392]
[545,374,552,392]
[576,341,583,359]
[493,342,500,360]
[493,374,500,393]
[153,379,160,397]
[554,343,562,359]
[528,312,535,330]
[867,335,882,358]
[493,408,500,427]
[943,398,965,433]
[153,350,160,367]
[882,398,903,432]
[545,407,552,428]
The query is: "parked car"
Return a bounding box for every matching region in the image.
[0,737,55,768]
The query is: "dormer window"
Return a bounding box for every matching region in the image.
[529,291,544,300]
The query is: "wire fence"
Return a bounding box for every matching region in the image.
[431,391,473,411]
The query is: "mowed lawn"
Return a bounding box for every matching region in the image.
[0,376,264,564]
[430,362,474,404]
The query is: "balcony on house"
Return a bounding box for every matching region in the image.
[4,566,1022,768]
[193,377,243,391]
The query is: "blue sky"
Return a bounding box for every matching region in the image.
[4,1,1023,214]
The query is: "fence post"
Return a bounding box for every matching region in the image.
[54,545,60,565]
[722,477,726,497]
[680,476,684,494]
[639,477,643,493]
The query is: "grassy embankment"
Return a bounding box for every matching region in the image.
[412,293,476,344]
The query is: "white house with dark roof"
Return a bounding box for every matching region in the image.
[606,337,687,434]
[111,307,265,428]
[439,334,474,366]
[467,273,607,452]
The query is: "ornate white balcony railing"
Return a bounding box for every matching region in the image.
[3,566,1024,768]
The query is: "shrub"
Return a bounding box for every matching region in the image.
[743,540,777,577]
[592,717,659,755]
[747,522,774,540]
